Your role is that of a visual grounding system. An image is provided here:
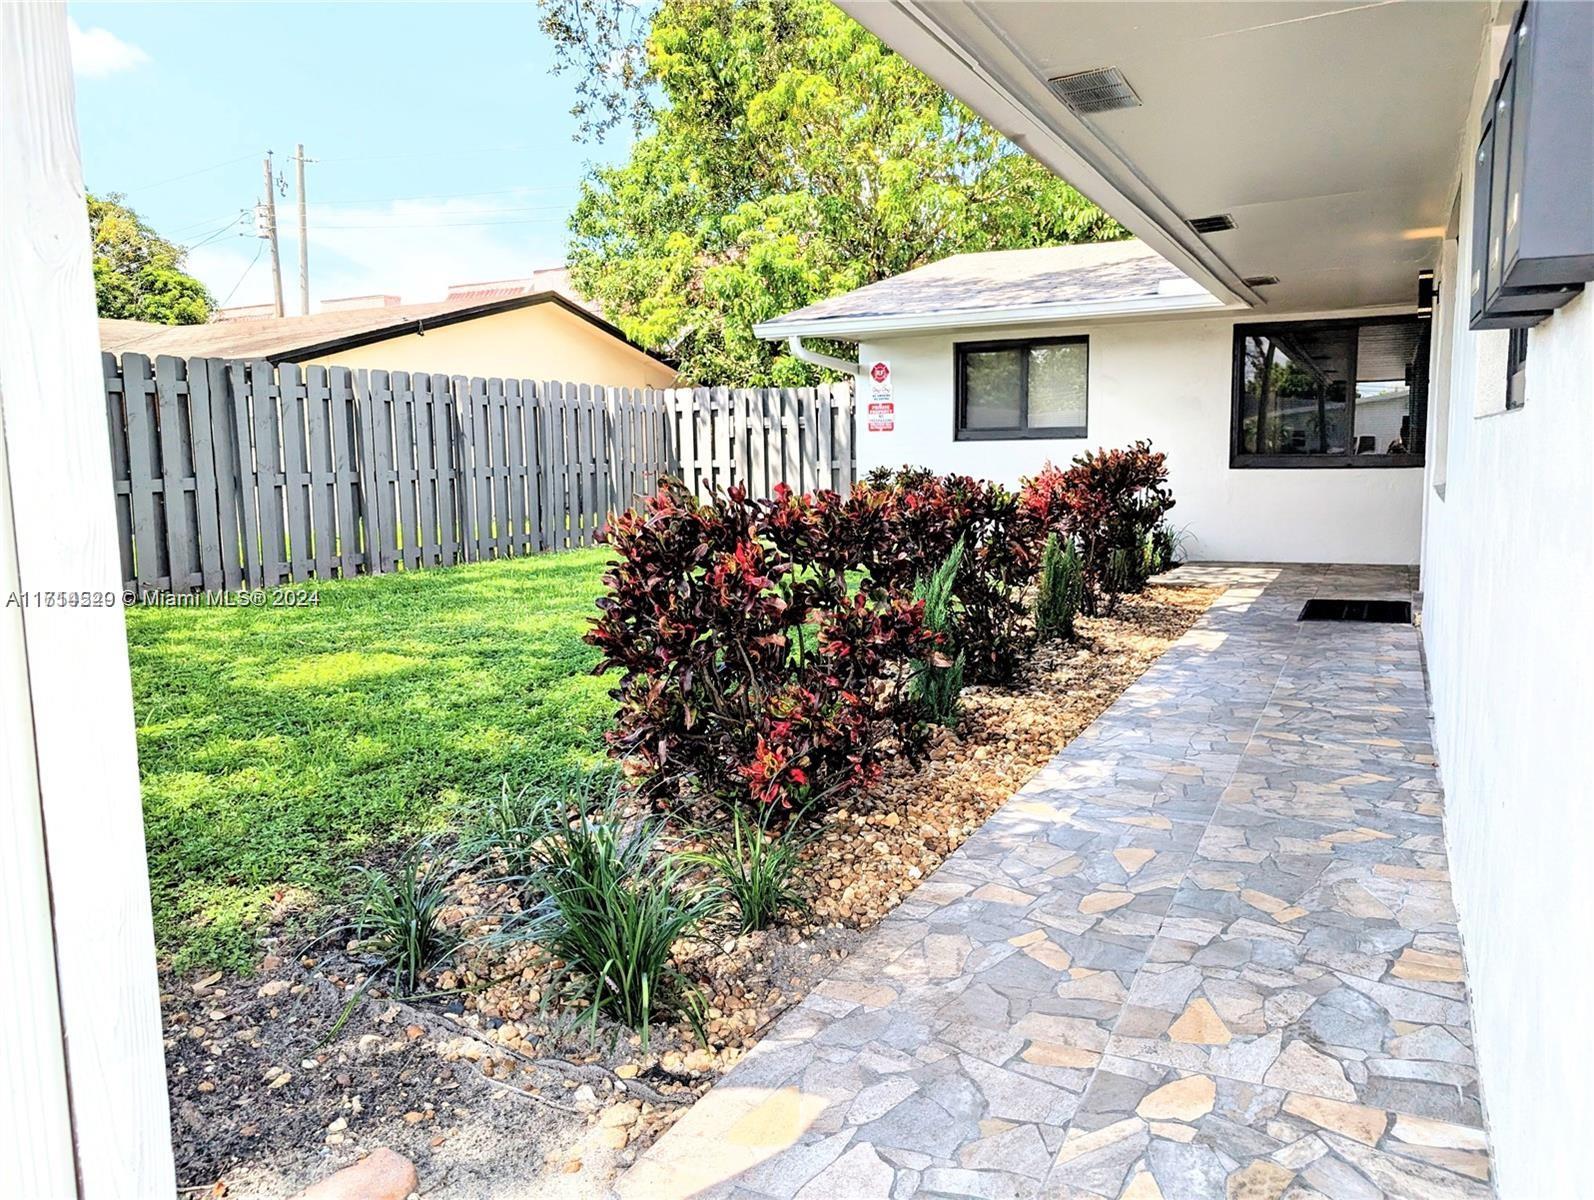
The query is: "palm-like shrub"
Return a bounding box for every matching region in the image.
[682,805,809,934]
[1150,521,1180,574]
[1019,442,1175,613]
[460,780,556,890]
[911,539,966,725]
[352,839,459,996]
[515,780,719,1045]
[851,469,1036,684]
[1035,532,1084,641]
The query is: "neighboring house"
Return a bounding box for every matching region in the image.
[100,290,677,388]
[763,2,1592,1196]
[759,237,1435,564]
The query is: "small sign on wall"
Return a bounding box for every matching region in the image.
[867,361,894,431]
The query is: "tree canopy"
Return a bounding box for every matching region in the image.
[551,0,1125,384]
[88,192,214,325]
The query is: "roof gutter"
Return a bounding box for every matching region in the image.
[756,289,1229,342]
[785,336,864,376]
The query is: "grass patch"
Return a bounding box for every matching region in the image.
[127,549,615,973]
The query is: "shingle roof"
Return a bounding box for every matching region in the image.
[755,239,1216,337]
[98,292,670,366]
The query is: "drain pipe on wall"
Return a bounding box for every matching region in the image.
[787,336,865,377]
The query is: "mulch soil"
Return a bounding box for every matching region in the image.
[160,582,1219,1198]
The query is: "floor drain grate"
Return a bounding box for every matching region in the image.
[1298,598,1413,624]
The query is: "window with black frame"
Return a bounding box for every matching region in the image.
[956,336,1088,439]
[1231,316,1430,467]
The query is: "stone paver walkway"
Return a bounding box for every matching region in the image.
[617,565,1492,1200]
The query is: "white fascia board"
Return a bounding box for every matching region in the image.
[754,290,1230,341]
[835,1,1260,310]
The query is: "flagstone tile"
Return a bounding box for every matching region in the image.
[1048,1059,1491,1200]
[620,565,1493,1199]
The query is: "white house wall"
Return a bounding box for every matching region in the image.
[858,314,1425,564]
[1419,19,1594,1197]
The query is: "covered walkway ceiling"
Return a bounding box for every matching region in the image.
[842,0,1492,314]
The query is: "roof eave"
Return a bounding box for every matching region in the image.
[754,290,1231,342]
[834,0,1261,311]
[274,292,676,370]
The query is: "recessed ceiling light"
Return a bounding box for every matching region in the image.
[1243,275,1279,287]
[1189,214,1236,234]
[1046,67,1142,114]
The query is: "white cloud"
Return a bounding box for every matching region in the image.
[184,194,571,312]
[69,18,151,78]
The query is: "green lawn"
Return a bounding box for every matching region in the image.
[127,549,615,973]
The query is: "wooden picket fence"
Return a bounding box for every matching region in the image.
[101,352,855,594]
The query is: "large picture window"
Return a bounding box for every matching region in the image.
[956,336,1087,439]
[1231,316,1430,467]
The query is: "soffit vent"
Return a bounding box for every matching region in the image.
[1189,213,1236,234]
[1243,275,1279,287]
[1045,67,1142,114]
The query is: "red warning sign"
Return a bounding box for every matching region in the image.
[868,401,895,432]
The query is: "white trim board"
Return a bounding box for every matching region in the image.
[754,289,1230,340]
[0,6,176,1195]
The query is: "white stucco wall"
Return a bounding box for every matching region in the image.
[1419,22,1594,1197]
[859,313,1425,564]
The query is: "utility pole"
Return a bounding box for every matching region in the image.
[261,151,284,318]
[292,143,310,315]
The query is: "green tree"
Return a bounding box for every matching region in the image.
[88,192,214,324]
[553,0,1125,384]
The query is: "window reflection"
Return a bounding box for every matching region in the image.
[1235,317,1428,464]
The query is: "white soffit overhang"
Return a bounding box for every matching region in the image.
[838,0,1492,314]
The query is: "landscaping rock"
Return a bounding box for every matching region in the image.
[293,1148,416,1200]
[154,584,1218,1200]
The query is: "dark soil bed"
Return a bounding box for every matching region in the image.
[160,583,1219,1198]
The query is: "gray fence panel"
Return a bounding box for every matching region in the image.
[328,367,362,580]
[487,377,510,559]
[392,372,422,572]
[152,356,200,591]
[278,363,312,582]
[410,373,439,569]
[121,354,165,590]
[101,354,852,592]
[505,379,529,555]
[429,373,457,567]
[101,353,137,588]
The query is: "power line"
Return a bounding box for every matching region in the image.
[184,216,247,251]
[308,183,581,207]
[217,243,266,307]
[154,186,583,241]
[308,203,574,218]
[310,215,571,230]
[166,209,248,235]
[314,143,545,164]
[123,153,257,196]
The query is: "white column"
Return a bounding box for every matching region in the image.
[0,5,175,1196]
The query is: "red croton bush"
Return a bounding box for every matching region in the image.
[589,447,1177,817]
[1020,440,1175,613]
[586,480,939,816]
[783,467,1039,685]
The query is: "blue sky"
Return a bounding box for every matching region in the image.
[68,3,630,311]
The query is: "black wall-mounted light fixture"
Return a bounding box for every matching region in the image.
[1417,270,1436,315]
